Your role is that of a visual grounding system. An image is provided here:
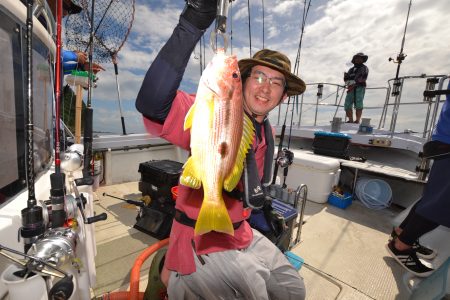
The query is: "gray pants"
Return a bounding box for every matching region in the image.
[168,229,306,300]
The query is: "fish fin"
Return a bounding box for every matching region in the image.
[184,101,197,131]
[195,195,234,236]
[223,114,255,192]
[180,157,202,189]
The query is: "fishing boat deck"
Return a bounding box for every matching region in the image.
[89,181,450,299]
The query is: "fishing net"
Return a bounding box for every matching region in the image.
[64,0,135,63]
[64,0,135,135]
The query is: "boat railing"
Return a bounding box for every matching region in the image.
[385,75,449,139]
[274,75,448,139]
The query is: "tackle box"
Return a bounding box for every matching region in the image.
[312,131,351,158]
[135,160,184,239]
[138,159,183,200]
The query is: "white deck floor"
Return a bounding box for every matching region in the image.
[91,182,449,299]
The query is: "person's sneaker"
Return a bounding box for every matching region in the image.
[386,240,434,277]
[390,228,437,260]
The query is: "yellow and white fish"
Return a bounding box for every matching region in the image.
[181,50,254,236]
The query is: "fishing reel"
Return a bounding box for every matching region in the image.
[276,148,294,169]
[61,144,84,173]
[0,230,77,300]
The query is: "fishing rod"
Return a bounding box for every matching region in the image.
[46,0,69,231]
[102,193,146,207]
[271,0,311,187]
[230,0,233,54]
[77,0,97,187]
[388,0,412,134]
[247,0,252,56]
[20,0,46,254]
[389,0,412,83]
[261,0,264,49]
[271,97,294,187]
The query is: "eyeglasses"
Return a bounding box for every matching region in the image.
[250,70,286,90]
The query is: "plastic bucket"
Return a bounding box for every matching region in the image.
[1,265,47,300]
[331,117,342,133]
[171,185,178,201]
[355,178,392,210]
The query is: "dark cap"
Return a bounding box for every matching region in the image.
[352,52,368,64]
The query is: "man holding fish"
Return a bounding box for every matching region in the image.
[136,0,306,299]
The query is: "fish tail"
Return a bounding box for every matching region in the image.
[195,195,234,236]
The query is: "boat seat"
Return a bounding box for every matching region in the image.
[403,256,450,300]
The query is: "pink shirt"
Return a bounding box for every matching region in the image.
[143,90,270,274]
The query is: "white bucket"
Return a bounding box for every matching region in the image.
[1,265,47,300]
[331,117,342,133]
[355,178,392,210]
[361,118,371,126]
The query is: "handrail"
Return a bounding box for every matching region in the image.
[274,75,448,136]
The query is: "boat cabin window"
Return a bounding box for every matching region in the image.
[0,10,53,206]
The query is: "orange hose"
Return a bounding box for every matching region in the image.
[128,238,170,300]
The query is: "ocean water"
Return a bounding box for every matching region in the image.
[269,77,447,137]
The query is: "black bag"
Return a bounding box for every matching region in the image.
[249,199,289,251]
[134,206,173,240]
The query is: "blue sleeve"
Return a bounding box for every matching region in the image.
[432,81,450,144]
[135,17,204,123]
[62,50,79,74]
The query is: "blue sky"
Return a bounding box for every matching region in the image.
[64,0,450,134]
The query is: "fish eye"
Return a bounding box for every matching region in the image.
[232,72,239,79]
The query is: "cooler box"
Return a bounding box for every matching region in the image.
[312,131,351,158]
[282,151,341,203]
[138,160,183,200]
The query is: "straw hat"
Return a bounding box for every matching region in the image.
[351,52,368,64]
[238,49,306,96]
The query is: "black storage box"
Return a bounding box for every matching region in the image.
[138,160,183,199]
[134,206,173,240]
[312,131,351,158]
[135,160,183,239]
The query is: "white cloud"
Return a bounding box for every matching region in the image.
[82,0,449,134]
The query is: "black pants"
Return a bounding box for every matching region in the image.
[398,201,439,245]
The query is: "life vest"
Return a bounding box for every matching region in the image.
[227,117,274,209]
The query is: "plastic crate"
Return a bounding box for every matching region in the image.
[358,125,373,134]
[328,192,352,209]
[313,131,351,158]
